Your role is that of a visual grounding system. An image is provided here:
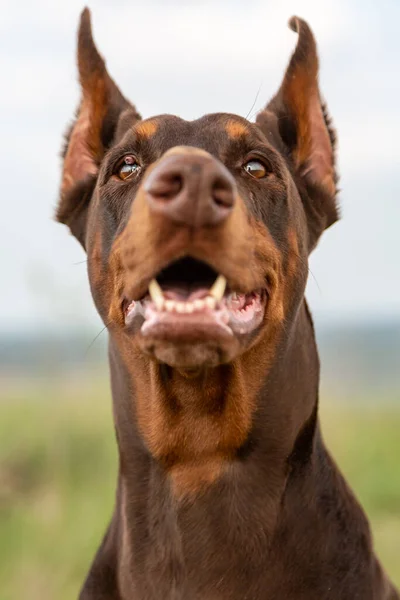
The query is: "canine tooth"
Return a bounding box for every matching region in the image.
[126,300,135,313]
[205,296,216,309]
[165,300,175,312]
[209,275,227,302]
[148,279,165,310]
[193,299,205,311]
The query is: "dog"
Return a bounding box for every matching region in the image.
[56,8,399,599]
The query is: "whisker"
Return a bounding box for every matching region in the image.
[248,101,268,123]
[281,247,322,296]
[73,260,87,265]
[293,252,321,294]
[307,266,321,294]
[297,255,322,295]
[85,321,111,355]
[245,84,263,121]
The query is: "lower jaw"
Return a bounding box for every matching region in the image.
[140,338,239,369]
[125,291,266,337]
[123,292,267,368]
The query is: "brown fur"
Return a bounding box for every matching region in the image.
[55,9,398,600]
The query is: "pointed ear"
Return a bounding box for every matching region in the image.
[56,8,141,247]
[256,17,338,252]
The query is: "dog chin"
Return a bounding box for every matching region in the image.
[139,326,247,369]
[127,294,266,367]
[139,336,241,368]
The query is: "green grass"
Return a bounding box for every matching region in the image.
[320,401,400,582]
[0,376,117,600]
[0,375,399,599]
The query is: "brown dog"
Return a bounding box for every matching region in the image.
[57,8,399,600]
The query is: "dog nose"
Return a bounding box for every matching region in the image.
[144,148,236,227]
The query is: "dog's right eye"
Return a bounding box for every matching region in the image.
[243,159,268,179]
[117,155,141,180]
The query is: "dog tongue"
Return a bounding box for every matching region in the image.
[160,285,214,302]
[158,284,248,311]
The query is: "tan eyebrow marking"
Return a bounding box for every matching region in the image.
[135,119,159,139]
[225,119,249,138]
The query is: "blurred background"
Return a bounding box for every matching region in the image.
[1,0,399,598]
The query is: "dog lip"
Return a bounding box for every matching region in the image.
[123,288,267,341]
[141,305,235,339]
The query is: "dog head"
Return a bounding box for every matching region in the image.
[57,9,338,371]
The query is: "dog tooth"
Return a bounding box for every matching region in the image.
[165,300,175,312]
[148,279,165,311]
[209,275,227,302]
[193,299,205,311]
[205,296,216,309]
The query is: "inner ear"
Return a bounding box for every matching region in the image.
[56,8,140,248]
[61,104,99,202]
[57,174,97,248]
[256,17,339,251]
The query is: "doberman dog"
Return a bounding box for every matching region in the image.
[56,8,399,600]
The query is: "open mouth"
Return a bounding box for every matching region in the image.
[123,257,267,339]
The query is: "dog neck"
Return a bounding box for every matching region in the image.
[109,299,319,503]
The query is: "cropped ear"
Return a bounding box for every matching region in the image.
[56,8,141,248]
[256,17,338,252]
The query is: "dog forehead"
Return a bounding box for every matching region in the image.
[128,113,263,154]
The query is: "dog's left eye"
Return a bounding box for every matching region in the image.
[243,160,267,179]
[117,155,141,180]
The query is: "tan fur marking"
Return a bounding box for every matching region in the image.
[225,120,249,139]
[135,120,158,139]
[170,460,224,499]
[90,228,103,288]
[107,244,126,328]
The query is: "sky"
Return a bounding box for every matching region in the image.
[1,0,399,334]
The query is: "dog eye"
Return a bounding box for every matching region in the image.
[117,155,141,180]
[243,160,267,179]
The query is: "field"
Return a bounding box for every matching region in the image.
[1,374,399,600]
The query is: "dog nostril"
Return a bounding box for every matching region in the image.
[211,176,235,209]
[147,173,183,201]
[145,154,236,227]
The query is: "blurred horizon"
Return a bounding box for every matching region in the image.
[1,319,399,402]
